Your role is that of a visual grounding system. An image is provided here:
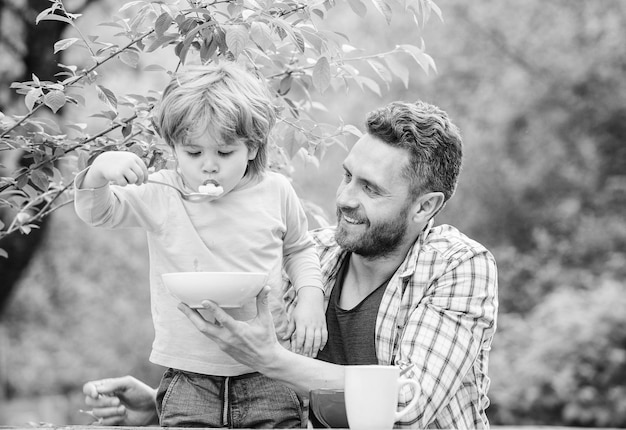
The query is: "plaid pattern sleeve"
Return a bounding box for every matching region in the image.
[379,223,498,429]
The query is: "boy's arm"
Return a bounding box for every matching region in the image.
[80,151,149,189]
[74,152,159,230]
[290,286,327,356]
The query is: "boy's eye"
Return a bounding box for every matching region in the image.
[218,151,234,157]
[186,151,201,157]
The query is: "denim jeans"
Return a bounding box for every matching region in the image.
[156,368,305,428]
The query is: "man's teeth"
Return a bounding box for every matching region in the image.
[343,215,362,224]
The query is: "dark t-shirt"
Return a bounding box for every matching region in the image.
[317,254,387,365]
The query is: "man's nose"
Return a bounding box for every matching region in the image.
[336,182,358,209]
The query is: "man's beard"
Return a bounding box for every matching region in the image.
[335,203,410,258]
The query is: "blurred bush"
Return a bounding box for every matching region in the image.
[489,279,626,427]
[0,205,163,399]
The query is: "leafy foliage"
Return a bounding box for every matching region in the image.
[0,0,440,250]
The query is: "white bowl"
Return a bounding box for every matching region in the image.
[162,271,267,308]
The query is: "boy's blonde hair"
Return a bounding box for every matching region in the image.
[153,62,276,176]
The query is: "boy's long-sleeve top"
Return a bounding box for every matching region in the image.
[285,220,498,428]
[75,169,322,376]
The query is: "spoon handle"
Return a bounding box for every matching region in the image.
[147,179,209,202]
[147,179,178,189]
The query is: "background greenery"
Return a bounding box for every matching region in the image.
[1,0,626,427]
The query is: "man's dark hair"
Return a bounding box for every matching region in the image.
[365,100,463,203]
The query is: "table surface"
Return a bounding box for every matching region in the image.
[0,424,623,430]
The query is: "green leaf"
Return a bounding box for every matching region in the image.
[37,14,73,25]
[121,124,133,138]
[16,174,29,189]
[179,17,199,34]
[281,126,297,158]
[118,1,145,13]
[143,64,167,72]
[294,147,319,168]
[371,0,392,24]
[341,124,363,138]
[155,12,173,37]
[77,151,88,171]
[119,50,140,68]
[312,56,331,93]
[35,7,54,24]
[43,90,66,113]
[347,0,367,17]
[301,27,324,54]
[353,75,381,96]
[398,43,436,75]
[91,110,118,120]
[384,54,409,88]
[278,74,293,96]
[200,37,218,63]
[146,34,180,53]
[250,22,273,51]
[225,25,248,58]
[54,38,80,54]
[271,19,305,53]
[293,31,305,54]
[30,170,49,191]
[25,88,42,111]
[366,59,392,87]
[96,85,118,111]
[428,0,444,22]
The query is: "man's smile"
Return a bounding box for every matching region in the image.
[339,211,366,225]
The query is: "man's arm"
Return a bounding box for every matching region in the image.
[178,286,344,396]
[395,249,498,427]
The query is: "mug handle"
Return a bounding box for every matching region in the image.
[394,378,420,422]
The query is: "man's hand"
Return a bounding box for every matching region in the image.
[178,286,282,370]
[288,287,328,357]
[82,375,158,426]
[83,151,149,189]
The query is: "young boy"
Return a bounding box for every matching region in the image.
[74,62,326,428]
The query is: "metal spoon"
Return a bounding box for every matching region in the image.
[148,179,212,202]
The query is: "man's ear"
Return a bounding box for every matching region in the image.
[411,192,445,223]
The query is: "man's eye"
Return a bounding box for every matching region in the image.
[342,172,352,182]
[364,184,376,194]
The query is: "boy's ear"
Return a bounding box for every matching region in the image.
[411,192,445,223]
[248,146,259,160]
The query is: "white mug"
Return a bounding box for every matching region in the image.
[344,365,419,429]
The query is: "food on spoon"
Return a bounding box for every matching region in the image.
[198,181,224,196]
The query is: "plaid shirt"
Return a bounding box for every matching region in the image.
[289,219,498,429]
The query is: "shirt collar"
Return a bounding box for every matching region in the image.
[397,218,435,279]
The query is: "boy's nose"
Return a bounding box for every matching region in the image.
[202,158,219,173]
